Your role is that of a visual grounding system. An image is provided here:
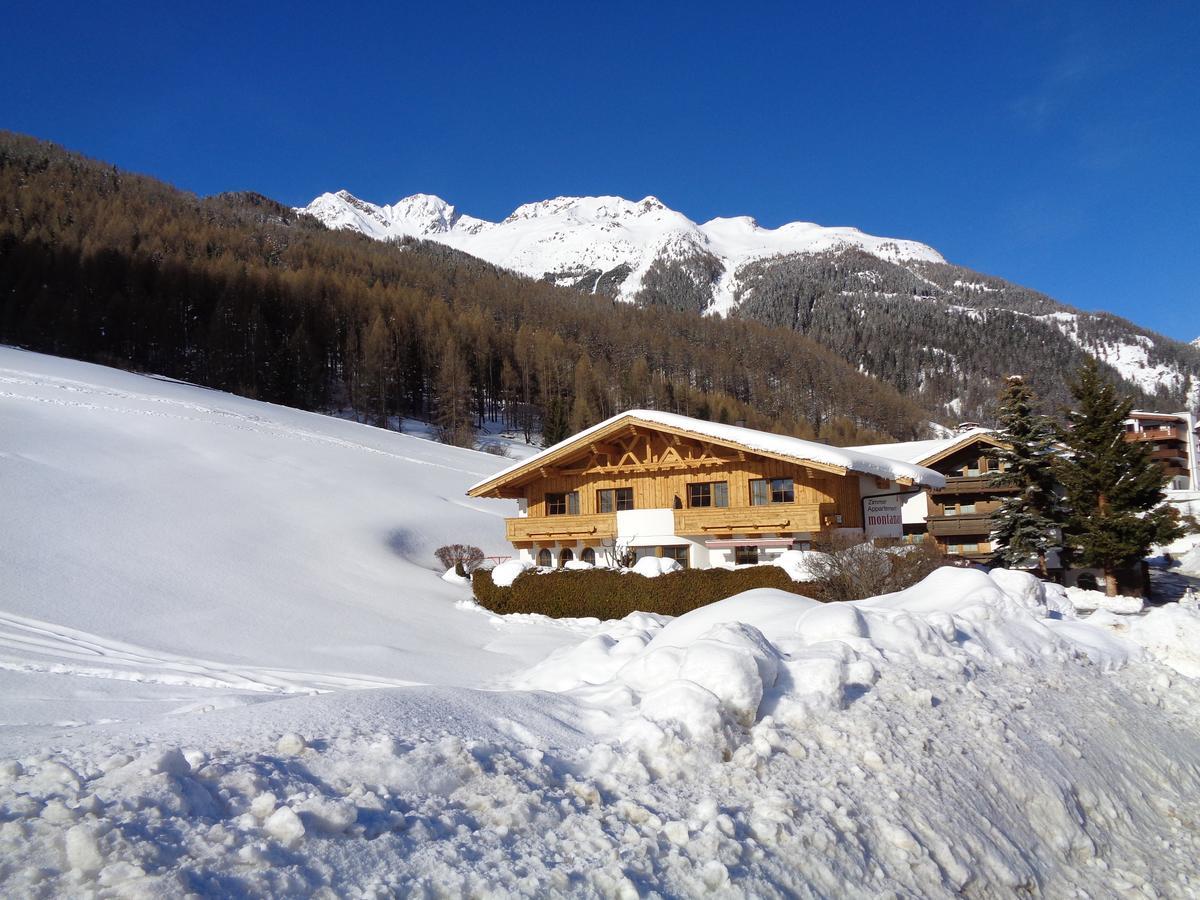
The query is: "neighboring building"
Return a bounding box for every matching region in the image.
[1123,410,1199,491]
[848,428,1013,562]
[467,410,944,570]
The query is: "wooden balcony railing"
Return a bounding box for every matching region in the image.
[674,503,829,536]
[932,476,1019,496]
[1127,427,1185,442]
[505,513,617,543]
[927,513,994,538]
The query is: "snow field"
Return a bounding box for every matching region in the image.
[5,348,1200,895]
[0,347,591,730]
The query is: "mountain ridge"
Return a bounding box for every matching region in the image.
[301,190,944,315]
[301,189,1200,417]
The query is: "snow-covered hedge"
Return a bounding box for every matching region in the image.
[471,565,815,619]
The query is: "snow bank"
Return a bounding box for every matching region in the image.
[1086,604,1200,678]
[489,558,532,587]
[1065,586,1145,614]
[4,565,1200,895]
[440,566,470,585]
[772,548,828,582]
[1177,545,1200,576]
[513,567,1157,770]
[630,556,682,578]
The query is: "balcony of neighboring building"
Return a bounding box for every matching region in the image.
[1126,425,1187,443]
[926,512,994,538]
[931,475,1020,497]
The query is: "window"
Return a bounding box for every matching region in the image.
[537,548,552,567]
[581,547,596,565]
[687,481,729,508]
[662,545,688,567]
[597,487,633,513]
[734,545,759,565]
[749,478,794,505]
[944,506,958,517]
[546,491,579,515]
[559,547,574,567]
[959,503,976,515]
[946,543,961,555]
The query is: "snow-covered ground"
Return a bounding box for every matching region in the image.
[4,348,1200,896]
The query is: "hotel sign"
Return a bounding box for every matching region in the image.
[864,495,904,539]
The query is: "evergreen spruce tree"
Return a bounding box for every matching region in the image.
[989,376,1063,575]
[1055,359,1182,595]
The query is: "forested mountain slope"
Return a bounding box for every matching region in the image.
[0,132,929,447]
[305,191,1200,422]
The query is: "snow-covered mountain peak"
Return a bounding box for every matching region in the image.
[298,189,945,309]
[302,190,491,239]
[502,194,684,226]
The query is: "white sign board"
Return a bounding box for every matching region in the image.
[863,495,904,539]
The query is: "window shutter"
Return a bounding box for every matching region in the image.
[714,481,729,508]
[568,492,580,515]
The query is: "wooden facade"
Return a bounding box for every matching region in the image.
[916,435,1011,561]
[467,413,924,568]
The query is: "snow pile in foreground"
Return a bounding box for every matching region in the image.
[772,548,828,582]
[1065,586,1145,614]
[2,568,1200,895]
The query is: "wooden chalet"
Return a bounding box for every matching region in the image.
[467,410,943,569]
[849,428,1014,562]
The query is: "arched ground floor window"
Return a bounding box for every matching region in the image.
[537,548,552,567]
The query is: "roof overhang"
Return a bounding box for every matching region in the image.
[468,412,942,498]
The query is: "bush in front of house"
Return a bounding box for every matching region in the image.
[435,544,485,576]
[804,535,952,601]
[471,565,813,619]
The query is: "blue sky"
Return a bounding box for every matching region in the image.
[4,2,1198,341]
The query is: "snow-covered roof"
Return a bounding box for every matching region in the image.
[847,427,999,466]
[468,410,945,495]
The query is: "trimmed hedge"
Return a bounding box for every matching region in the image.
[471,565,815,619]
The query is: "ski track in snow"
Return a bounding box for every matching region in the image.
[0,612,419,695]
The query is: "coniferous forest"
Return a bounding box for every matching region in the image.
[0,132,931,447]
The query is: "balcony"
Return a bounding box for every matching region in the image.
[1127,427,1185,442]
[927,513,994,538]
[1149,447,1188,464]
[932,476,1019,497]
[674,502,829,536]
[506,513,617,544]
